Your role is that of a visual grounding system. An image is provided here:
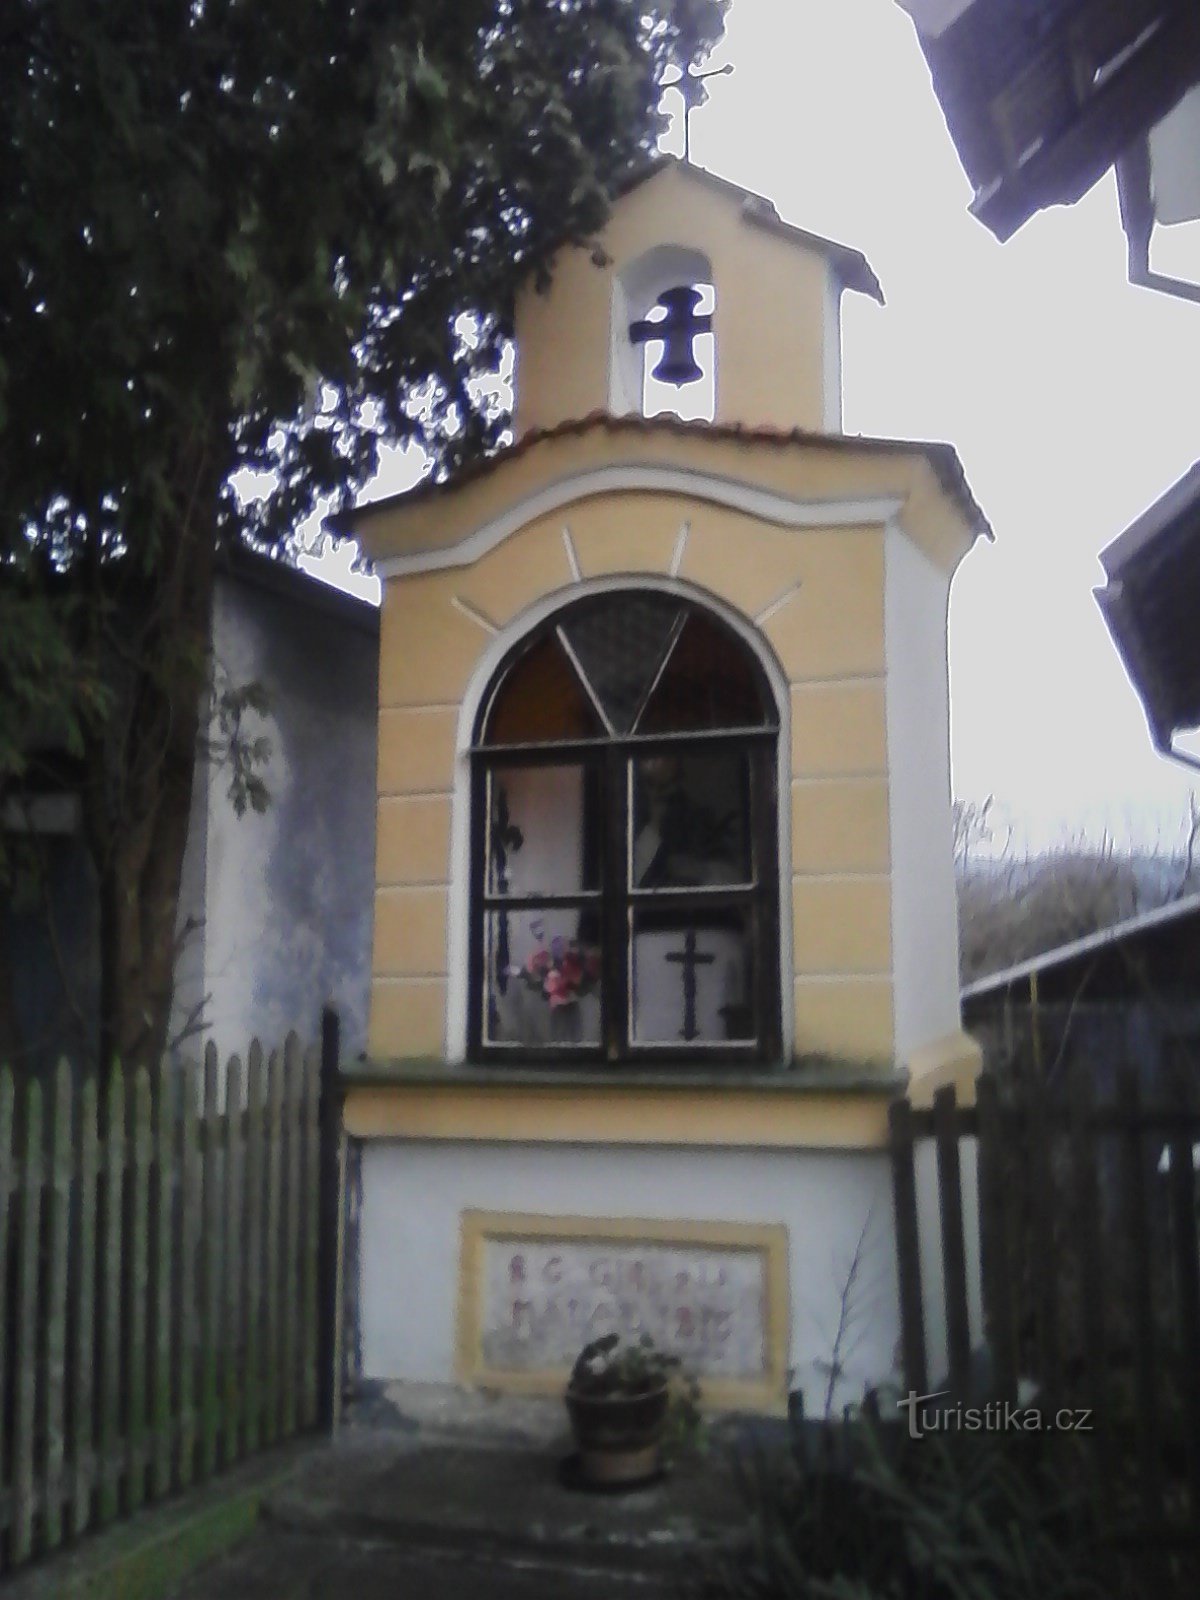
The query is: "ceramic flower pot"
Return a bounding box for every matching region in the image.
[564,1381,671,1486]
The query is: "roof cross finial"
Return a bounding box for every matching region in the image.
[666,62,733,163]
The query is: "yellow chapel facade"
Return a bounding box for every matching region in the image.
[338,160,988,1413]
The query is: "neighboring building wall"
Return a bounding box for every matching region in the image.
[357,1138,900,1415]
[175,564,379,1059]
[371,487,900,1065]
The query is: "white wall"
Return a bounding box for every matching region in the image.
[358,1138,901,1415]
[884,525,962,1063]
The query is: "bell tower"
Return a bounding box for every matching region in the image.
[512,159,883,438]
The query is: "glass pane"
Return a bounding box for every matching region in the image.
[636,611,771,733]
[482,633,602,745]
[483,910,602,1048]
[629,751,753,890]
[630,907,757,1045]
[559,595,682,733]
[487,766,600,896]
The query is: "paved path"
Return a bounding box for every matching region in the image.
[169,1527,681,1599]
[161,1384,760,1600]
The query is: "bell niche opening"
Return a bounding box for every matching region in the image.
[609,244,716,424]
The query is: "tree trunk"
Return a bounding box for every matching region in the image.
[87,440,220,1074]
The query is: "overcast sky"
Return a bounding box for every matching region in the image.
[316,0,1200,855]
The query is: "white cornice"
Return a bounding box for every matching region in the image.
[374,463,903,578]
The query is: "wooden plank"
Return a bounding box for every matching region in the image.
[1117,1065,1162,1525]
[42,1061,73,1552]
[244,1042,265,1455]
[887,1096,927,1396]
[11,1079,43,1565]
[933,1086,971,1397]
[177,1062,201,1490]
[69,1076,98,1539]
[316,1009,344,1433]
[975,1074,1016,1404]
[264,1049,283,1445]
[300,1045,320,1428]
[281,1035,301,1439]
[1068,1059,1112,1506]
[97,1066,125,1527]
[126,1069,152,1514]
[1027,1068,1060,1407]
[199,1043,222,1480]
[223,1056,245,1466]
[150,1058,174,1500]
[0,1068,15,1528]
[1166,1063,1200,1523]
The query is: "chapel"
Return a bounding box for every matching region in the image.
[335,159,989,1413]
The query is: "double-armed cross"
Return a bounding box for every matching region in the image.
[665,928,715,1041]
[629,286,712,387]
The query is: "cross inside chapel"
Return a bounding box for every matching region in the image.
[629,286,713,387]
[665,928,715,1041]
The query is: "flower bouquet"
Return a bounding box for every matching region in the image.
[512,934,601,1043]
[517,935,601,1010]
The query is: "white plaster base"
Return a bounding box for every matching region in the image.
[357,1139,902,1415]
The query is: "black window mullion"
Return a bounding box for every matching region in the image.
[752,745,781,1060]
[482,894,601,912]
[468,757,488,1056]
[600,746,627,1062]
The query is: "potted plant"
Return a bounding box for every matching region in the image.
[564,1332,698,1487]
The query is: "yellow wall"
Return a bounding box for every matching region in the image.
[368,483,897,1065]
[512,163,836,437]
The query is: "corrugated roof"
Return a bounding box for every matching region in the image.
[330,411,991,540]
[961,889,1200,1002]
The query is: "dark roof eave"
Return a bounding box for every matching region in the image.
[917,5,1200,243]
[1094,579,1173,750]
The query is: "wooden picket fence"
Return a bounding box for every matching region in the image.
[0,1032,337,1575]
[890,1063,1200,1561]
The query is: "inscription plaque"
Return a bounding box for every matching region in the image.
[477,1230,771,1381]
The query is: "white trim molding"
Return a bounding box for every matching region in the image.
[443,574,795,1063]
[376,464,902,579]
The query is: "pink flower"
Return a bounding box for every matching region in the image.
[545,969,572,1007]
[560,951,583,987]
[583,950,601,981]
[527,948,551,977]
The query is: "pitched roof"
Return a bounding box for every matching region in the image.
[899,0,1200,241]
[328,411,991,541]
[612,158,884,303]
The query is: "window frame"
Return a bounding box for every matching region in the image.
[466,600,783,1068]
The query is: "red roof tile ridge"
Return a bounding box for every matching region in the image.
[331,411,990,541]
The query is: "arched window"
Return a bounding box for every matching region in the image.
[470,593,781,1063]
